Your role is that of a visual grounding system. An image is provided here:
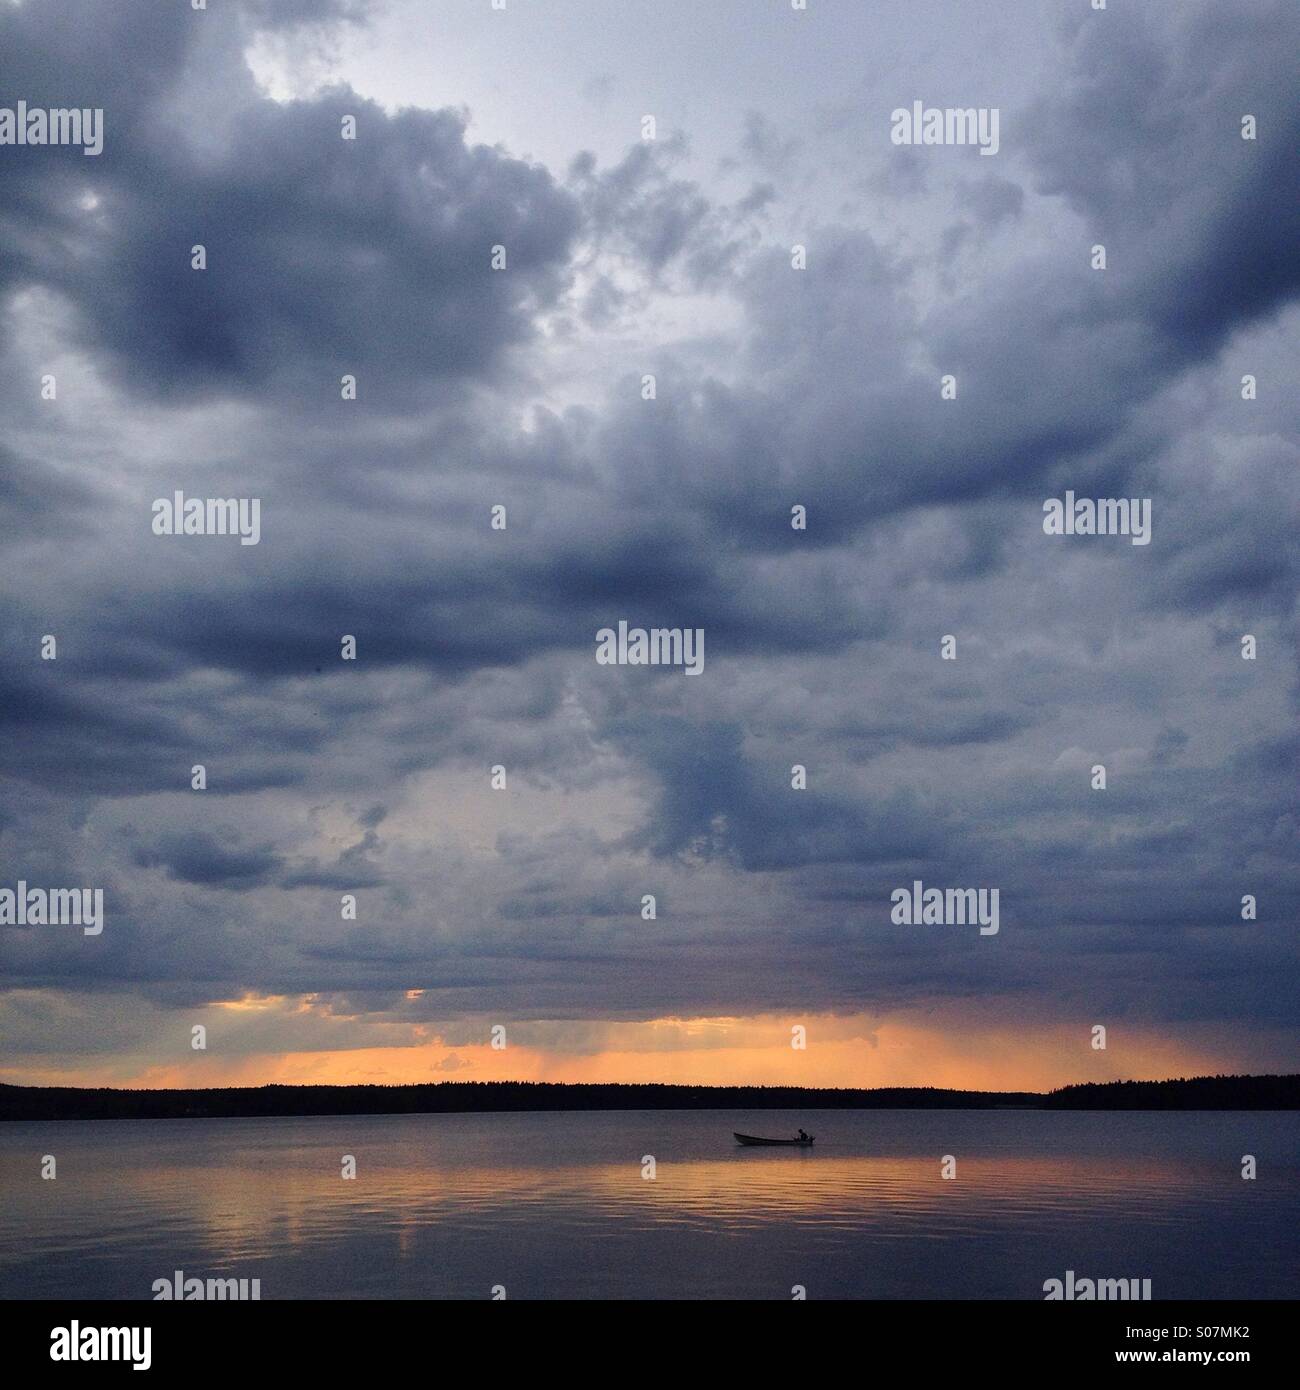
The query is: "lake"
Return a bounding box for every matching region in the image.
[2,1109,1295,1299]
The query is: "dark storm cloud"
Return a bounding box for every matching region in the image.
[604,715,940,870]
[556,2,1300,563]
[1026,0,1300,351]
[130,828,283,889]
[0,0,1297,1063]
[0,0,579,405]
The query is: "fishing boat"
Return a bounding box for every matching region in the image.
[733,1132,815,1146]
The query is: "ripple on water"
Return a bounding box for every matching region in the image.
[2,1110,1297,1299]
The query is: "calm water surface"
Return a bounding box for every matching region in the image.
[2,1109,1296,1299]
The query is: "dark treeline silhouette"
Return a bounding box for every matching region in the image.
[0,1081,1034,1121]
[1,1073,1295,1122]
[1044,1073,1300,1110]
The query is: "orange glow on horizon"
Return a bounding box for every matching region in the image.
[0,1005,1260,1094]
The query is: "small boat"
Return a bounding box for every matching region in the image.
[734,1132,815,1147]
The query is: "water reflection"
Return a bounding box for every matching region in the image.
[2,1109,1295,1299]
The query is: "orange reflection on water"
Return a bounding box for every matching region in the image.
[88,1147,1194,1257]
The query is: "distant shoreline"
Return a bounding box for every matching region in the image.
[2,1073,1296,1122]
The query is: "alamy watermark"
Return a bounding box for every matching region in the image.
[1044,1270,1152,1301]
[890,879,999,935]
[1043,491,1151,545]
[0,882,102,935]
[596,621,705,674]
[50,1324,150,1370]
[890,102,999,155]
[1,102,103,156]
[152,491,261,545]
[152,1270,261,1300]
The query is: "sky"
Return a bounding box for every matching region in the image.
[1,0,1297,1093]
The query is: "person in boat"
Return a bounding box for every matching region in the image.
[797,1128,809,1141]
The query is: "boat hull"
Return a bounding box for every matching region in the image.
[733,1132,815,1146]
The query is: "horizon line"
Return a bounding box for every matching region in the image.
[4,1071,1296,1098]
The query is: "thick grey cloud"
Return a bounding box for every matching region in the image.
[1,0,1297,1073]
[130,828,283,890]
[1026,0,1300,348]
[0,0,579,405]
